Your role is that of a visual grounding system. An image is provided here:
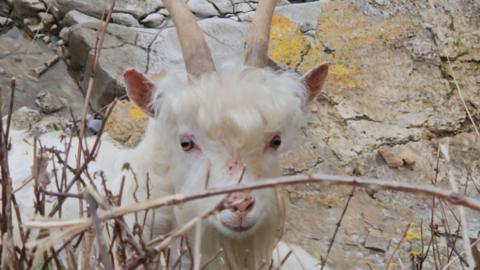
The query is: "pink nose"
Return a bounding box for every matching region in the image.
[225,192,255,217]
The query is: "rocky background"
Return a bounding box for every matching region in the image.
[1,0,480,269]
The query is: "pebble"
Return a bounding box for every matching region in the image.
[141,13,165,28]
[11,107,41,130]
[38,11,55,26]
[399,148,416,166]
[35,91,65,113]
[0,16,12,26]
[378,145,403,168]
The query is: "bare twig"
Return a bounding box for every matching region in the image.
[442,238,480,270]
[441,143,476,269]
[0,77,19,269]
[385,223,411,270]
[321,187,355,269]
[25,173,480,234]
[86,192,114,270]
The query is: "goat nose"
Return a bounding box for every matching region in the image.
[227,192,255,215]
[227,157,243,173]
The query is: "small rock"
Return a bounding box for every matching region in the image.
[13,0,46,18]
[364,231,390,253]
[111,12,142,27]
[50,24,58,31]
[42,35,50,43]
[140,13,165,28]
[11,107,42,130]
[30,116,67,135]
[23,17,38,25]
[87,114,103,134]
[378,145,403,168]
[105,100,148,147]
[63,10,99,26]
[187,0,219,17]
[35,91,65,113]
[0,16,12,26]
[399,148,416,166]
[37,12,55,27]
[27,22,45,33]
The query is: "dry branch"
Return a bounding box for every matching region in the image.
[321,187,355,269]
[24,172,480,256]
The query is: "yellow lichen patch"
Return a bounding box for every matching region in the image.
[330,64,352,77]
[313,1,421,91]
[268,16,310,69]
[129,105,147,120]
[105,99,148,147]
[410,250,422,262]
[406,223,422,241]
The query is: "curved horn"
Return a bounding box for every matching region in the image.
[244,0,278,67]
[164,0,215,77]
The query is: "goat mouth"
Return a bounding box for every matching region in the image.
[220,220,254,232]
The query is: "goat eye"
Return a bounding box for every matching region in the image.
[269,135,282,150]
[179,136,195,151]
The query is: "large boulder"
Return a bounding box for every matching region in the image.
[63,17,248,110]
[43,0,164,20]
[0,27,83,118]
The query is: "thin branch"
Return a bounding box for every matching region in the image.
[385,223,411,270]
[25,173,480,233]
[321,187,355,269]
[86,193,114,270]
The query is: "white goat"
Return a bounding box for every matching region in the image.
[10,0,328,269]
[116,0,328,268]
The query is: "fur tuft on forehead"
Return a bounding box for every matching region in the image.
[150,60,307,148]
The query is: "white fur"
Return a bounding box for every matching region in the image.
[10,59,322,269]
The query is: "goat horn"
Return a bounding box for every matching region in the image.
[244,0,278,67]
[163,0,215,77]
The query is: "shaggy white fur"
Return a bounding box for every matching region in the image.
[120,60,322,269]
[9,60,324,269]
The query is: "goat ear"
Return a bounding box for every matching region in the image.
[123,68,155,117]
[302,64,328,103]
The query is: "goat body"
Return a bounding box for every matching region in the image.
[118,0,328,265]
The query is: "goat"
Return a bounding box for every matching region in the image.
[9,0,328,269]
[116,0,328,268]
